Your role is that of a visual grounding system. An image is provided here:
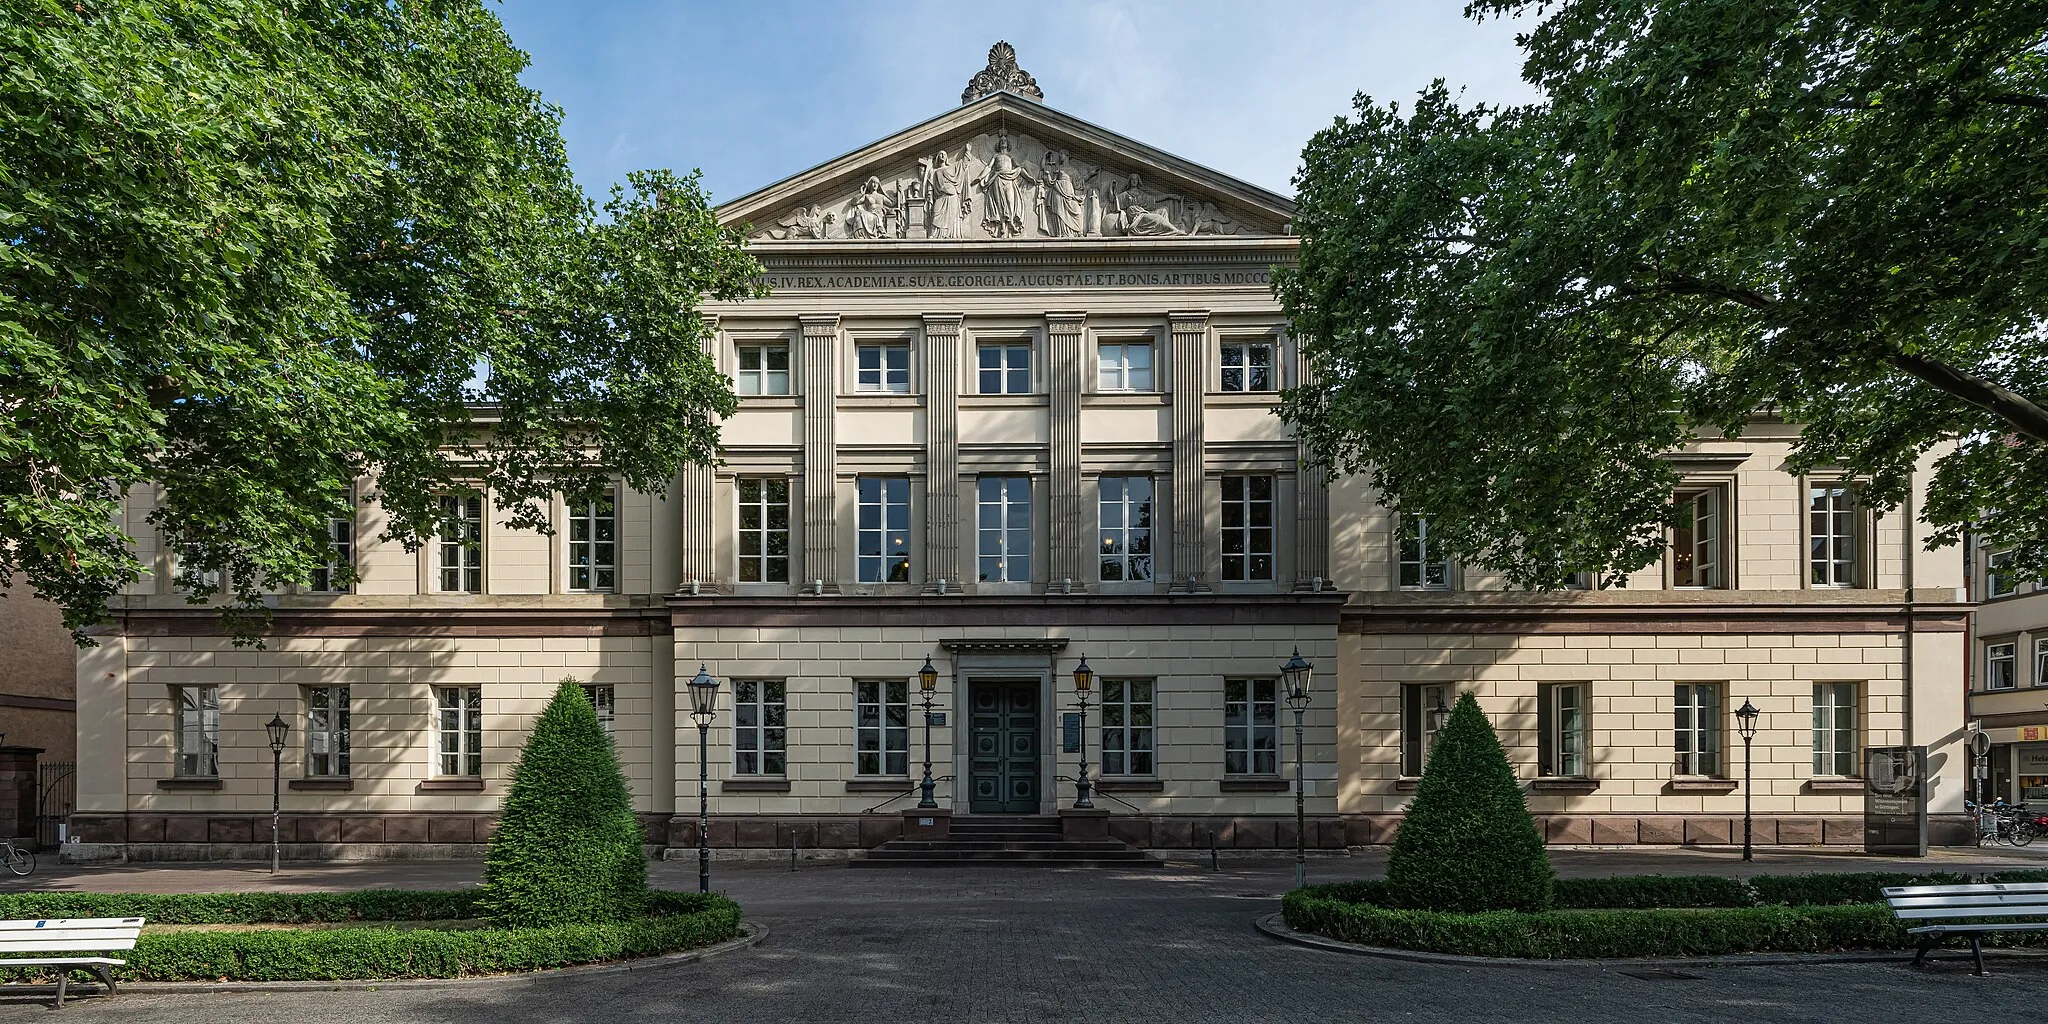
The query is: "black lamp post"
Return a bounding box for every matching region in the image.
[687,664,720,894]
[917,655,941,809]
[1281,647,1314,890]
[1072,656,1094,809]
[1735,698,1760,862]
[264,714,289,875]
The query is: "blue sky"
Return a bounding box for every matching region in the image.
[495,1,1542,208]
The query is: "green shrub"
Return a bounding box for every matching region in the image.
[1553,875,1755,910]
[1750,872,1972,906]
[1988,870,2048,884]
[0,890,479,924]
[478,679,648,927]
[1384,692,1554,912]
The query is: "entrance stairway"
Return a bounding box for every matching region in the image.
[850,815,1156,868]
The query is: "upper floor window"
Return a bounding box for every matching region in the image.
[1097,341,1154,392]
[1220,474,1275,582]
[309,497,354,593]
[1671,485,1726,589]
[1987,641,2019,691]
[977,343,1032,395]
[976,476,1031,583]
[1812,682,1859,777]
[736,344,791,396]
[737,477,792,583]
[172,542,222,591]
[854,680,908,776]
[857,476,911,583]
[1809,485,1860,588]
[436,685,483,777]
[1223,678,1278,775]
[2036,638,2048,691]
[1098,476,1155,582]
[1398,516,1451,590]
[1987,550,2017,599]
[1399,683,1450,776]
[734,680,787,776]
[583,684,615,736]
[856,343,911,393]
[173,685,219,778]
[437,494,483,593]
[1100,679,1155,776]
[305,685,350,777]
[1673,683,1722,777]
[1219,340,1275,392]
[1537,682,1589,778]
[567,492,617,593]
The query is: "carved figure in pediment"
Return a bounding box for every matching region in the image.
[1037,149,1084,237]
[1120,201,1184,236]
[765,204,835,240]
[1190,201,1246,235]
[1085,188,1104,236]
[976,135,1036,238]
[924,149,967,238]
[846,176,896,238]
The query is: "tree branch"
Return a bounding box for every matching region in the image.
[1889,351,2048,443]
[1986,92,2048,111]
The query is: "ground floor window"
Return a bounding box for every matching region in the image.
[734,680,787,776]
[174,685,219,778]
[1100,679,1155,776]
[1812,682,1859,777]
[854,680,908,776]
[583,684,615,736]
[1672,683,1721,777]
[436,686,482,777]
[1223,678,1277,775]
[1538,682,1589,778]
[305,685,350,777]
[1400,683,1449,776]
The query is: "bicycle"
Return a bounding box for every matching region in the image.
[1,838,32,876]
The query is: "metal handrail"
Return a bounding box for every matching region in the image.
[1054,775,1145,812]
[861,776,955,814]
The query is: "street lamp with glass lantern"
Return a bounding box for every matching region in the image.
[1280,647,1314,890]
[1734,698,1760,862]
[264,714,289,875]
[1427,693,1451,745]
[687,664,720,894]
[1071,656,1094,809]
[917,655,942,810]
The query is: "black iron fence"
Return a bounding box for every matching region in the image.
[37,760,74,849]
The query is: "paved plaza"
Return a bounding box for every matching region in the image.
[4,849,2048,1022]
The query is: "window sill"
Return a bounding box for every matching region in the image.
[1219,777,1288,792]
[843,779,915,793]
[722,778,792,793]
[416,778,484,793]
[1529,777,1601,794]
[959,394,1049,407]
[156,778,222,791]
[1668,778,1739,793]
[1205,391,1282,405]
[288,778,355,792]
[837,393,920,407]
[736,396,802,408]
[1394,777,1421,791]
[1806,778,1865,792]
[1096,778,1165,793]
[1083,392,1168,406]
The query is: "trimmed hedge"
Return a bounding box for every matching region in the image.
[0,890,479,925]
[1386,693,1554,912]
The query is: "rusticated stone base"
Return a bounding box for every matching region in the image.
[1343,812,1978,848]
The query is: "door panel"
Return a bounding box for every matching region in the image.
[968,681,1040,813]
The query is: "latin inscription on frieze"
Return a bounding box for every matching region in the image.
[759,269,1274,291]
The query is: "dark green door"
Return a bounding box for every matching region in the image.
[968,681,1040,813]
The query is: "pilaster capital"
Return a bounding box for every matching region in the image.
[799,313,841,338]
[1045,311,1088,333]
[1166,309,1211,335]
[921,313,965,336]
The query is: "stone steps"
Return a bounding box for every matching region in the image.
[852,814,1154,868]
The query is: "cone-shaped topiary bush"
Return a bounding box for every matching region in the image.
[1385,692,1554,912]
[477,679,648,927]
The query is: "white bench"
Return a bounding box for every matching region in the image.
[0,918,144,1006]
[1884,882,2048,976]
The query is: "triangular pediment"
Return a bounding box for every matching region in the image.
[718,92,1294,243]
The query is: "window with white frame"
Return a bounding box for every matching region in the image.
[1671,486,1726,588]
[305,685,350,777]
[1100,679,1155,776]
[1097,476,1154,582]
[1398,516,1451,590]
[1988,550,2017,598]
[1097,341,1154,391]
[976,476,1031,583]
[435,685,482,777]
[737,477,792,583]
[1987,641,2019,691]
[309,497,354,593]
[735,343,791,396]
[437,494,484,593]
[171,541,222,591]
[856,343,911,393]
[857,476,911,583]
[1219,340,1275,392]
[1223,678,1278,775]
[1673,684,1722,777]
[977,343,1031,395]
[173,685,219,778]
[1220,474,1276,581]
[1400,683,1450,776]
[854,680,908,776]
[2036,638,2048,690]
[1809,485,1860,588]
[1812,682,1859,777]
[733,680,787,775]
[567,491,617,592]
[1538,682,1589,777]
[582,684,615,736]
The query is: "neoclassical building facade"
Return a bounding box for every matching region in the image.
[66,49,1975,858]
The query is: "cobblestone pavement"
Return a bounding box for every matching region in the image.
[4,850,2048,1023]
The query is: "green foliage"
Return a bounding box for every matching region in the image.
[1384,693,1554,912]
[1750,871,1973,906]
[477,680,647,927]
[0,1,764,642]
[1278,1,2048,585]
[1554,875,1755,910]
[0,890,478,924]
[1303,870,2008,914]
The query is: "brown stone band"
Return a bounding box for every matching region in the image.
[0,693,76,711]
[109,608,672,638]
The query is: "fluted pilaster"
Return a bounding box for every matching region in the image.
[1047,312,1087,593]
[922,313,963,593]
[1168,310,1210,593]
[799,314,840,593]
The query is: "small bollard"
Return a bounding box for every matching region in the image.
[1208,829,1219,872]
[790,828,800,872]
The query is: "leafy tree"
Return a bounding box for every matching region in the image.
[1,0,763,642]
[1385,693,1553,912]
[1278,1,2048,585]
[478,679,647,927]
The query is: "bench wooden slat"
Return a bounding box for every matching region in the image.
[1890,905,2048,920]
[0,939,139,953]
[1883,883,2048,898]
[0,929,141,946]
[0,918,145,932]
[1888,894,2048,908]
[0,957,125,966]
[1909,923,2048,934]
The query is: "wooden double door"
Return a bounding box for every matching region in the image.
[967,680,1041,814]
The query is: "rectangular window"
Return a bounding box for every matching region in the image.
[737,478,792,583]
[1538,683,1589,777]
[856,343,911,393]
[854,680,908,776]
[1812,682,1859,777]
[1220,474,1276,581]
[436,685,483,777]
[1398,516,1451,590]
[977,343,1032,395]
[437,494,484,593]
[1809,485,1859,587]
[567,492,617,593]
[1223,678,1278,775]
[1988,550,2017,598]
[733,680,787,775]
[1097,476,1154,582]
[735,344,791,396]
[1988,641,2019,691]
[1097,341,1154,391]
[309,499,354,593]
[583,684,615,736]
[305,685,350,777]
[2036,638,2048,690]
[1671,486,1726,588]
[857,477,911,583]
[1100,679,1155,776]
[976,476,1031,583]
[172,542,222,590]
[1673,684,1722,777]
[173,685,219,778]
[1219,341,1275,393]
[1400,684,1450,776]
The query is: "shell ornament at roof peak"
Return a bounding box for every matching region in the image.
[962,41,1044,105]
